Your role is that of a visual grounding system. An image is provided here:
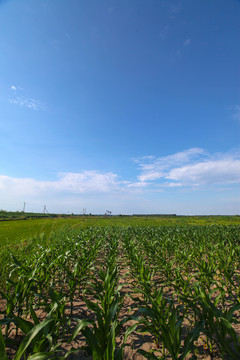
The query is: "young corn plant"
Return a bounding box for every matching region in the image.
[134,284,204,360]
[0,302,71,360]
[63,237,101,317]
[193,257,218,292]
[192,283,240,359]
[70,240,136,360]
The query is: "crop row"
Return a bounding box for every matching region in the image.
[1,225,240,359]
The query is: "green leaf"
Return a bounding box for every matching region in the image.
[123,323,138,344]
[10,253,27,271]
[30,305,40,326]
[70,319,91,341]
[106,319,117,359]
[179,321,205,360]
[83,327,102,357]
[137,349,159,359]
[0,326,9,360]
[14,319,54,360]
[27,352,55,360]
[12,315,34,335]
[226,303,240,321]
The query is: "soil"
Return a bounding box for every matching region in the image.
[1,260,239,359]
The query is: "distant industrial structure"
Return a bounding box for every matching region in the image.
[132,214,177,217]
[43,205,49,214]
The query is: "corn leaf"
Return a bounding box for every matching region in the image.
[14,318,54,360]
[0,326,9,360]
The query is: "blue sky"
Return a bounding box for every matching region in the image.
[0,0,240,214]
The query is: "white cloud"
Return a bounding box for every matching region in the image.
[136,148,205,182]
[166,159,240,186]
[1,150,239,200]
[135,148,240,188]
[139,171,163,182]
[56,171,119,193]
[126,181,148,189]
[8,85,45,111]
[164,182,183,188]
[0,171,120,197]
[1,149,240,214]
[0,171,138,214]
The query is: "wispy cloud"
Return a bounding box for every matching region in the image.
[8,85,45,111]
[134,148,240,188]
[232,105,240,122]
[184,38,191,46]
[135,148,205,181]
[1,148,240,213]
[0,171,120,197]
[1,149,239,200]
[9,96,45,111]
[0,170,128,213]
[56,171,120,193]
[169,2,181,19]
[166,159,240,186]
[159,25,169,39]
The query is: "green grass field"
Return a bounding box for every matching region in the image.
[0,215,240,248]
[1,223,240,359]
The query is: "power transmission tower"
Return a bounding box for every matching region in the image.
[43,205,49,214]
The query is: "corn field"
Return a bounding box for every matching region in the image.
[1,225,240,359]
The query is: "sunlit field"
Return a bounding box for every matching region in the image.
[0,215,239,247]
[1,218,240,359]
[1,0,240,358]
